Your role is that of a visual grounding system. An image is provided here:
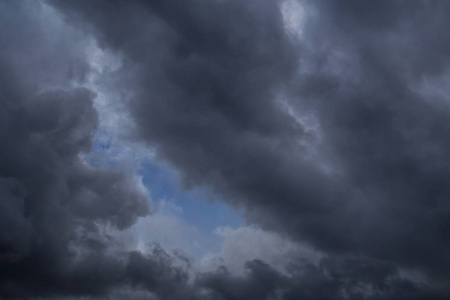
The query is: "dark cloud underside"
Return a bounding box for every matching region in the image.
[1,0,450,299]
[0,1,148,298]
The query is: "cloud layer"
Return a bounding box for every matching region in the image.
[1,0,450,299]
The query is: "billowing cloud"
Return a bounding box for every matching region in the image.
[0,1,149,298]
[1,0,450,298]
[201,226,320,276]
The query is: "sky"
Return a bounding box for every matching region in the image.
[1,0,450,299]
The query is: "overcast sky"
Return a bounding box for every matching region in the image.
[1,0,450,299]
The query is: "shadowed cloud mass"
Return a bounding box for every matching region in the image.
[1,0,450,299]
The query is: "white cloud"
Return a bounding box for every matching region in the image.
[199,225,321,275]
[281,0,305,39]
[133,200,218,259]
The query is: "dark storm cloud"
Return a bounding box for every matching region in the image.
[289,0,450,277]
[197,257,447,300]
[2,0,450,298]
[0,1,149,298]
[47,0,450,297]
[31,254,449,300]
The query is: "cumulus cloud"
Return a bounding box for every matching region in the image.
[49,0,450,280]
[200,226,320,276]
[134,200,216,259]
[0,1,149,297]
[1,0,450,298]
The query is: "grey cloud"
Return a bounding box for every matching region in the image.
[30,252,448,300]
[0,1,149,298]
[288,0,450,276]
[2,0,450,298]
[205,226,320,275]
[47,0,450,295]
[196,256,447,300]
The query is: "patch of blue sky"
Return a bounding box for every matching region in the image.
[139,158,244,236]
[85,133,244,239]
[83,131,117,170]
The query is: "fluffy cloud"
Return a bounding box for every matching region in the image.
[201,226,320,275]
[0,1,149,297]
[1,0,450,298]
[49,0,450,282]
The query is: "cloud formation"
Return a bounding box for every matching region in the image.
[0,1,149,297]
[1,0,450,299]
